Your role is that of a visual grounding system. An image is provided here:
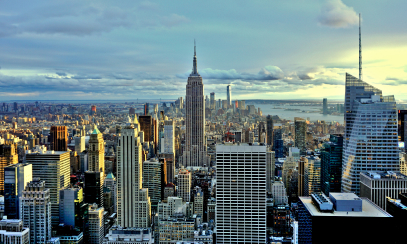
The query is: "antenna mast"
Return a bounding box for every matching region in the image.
[359,13,362,81]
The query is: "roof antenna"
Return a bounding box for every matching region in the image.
[359,13,362,81]
[194,39,196,57]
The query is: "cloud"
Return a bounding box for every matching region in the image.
[56,72,66,76]
[386,77,399,80]
[176,66,284,81]
[161,14,190,28]
[318,0,359,28]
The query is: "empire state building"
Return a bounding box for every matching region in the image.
[182,43,209,167]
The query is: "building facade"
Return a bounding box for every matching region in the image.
[320,134,343,196]
[342,73,399,194]
[294,118,306,155]
[88,128,105,173]
[50,125,68,151]
[177,168,191,202]
[117,126,151,228]
[0,143,18,194]
[183,44,208,167]
[21,179,52,244]
[216,144,267,243]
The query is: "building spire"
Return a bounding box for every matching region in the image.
[191,39,199,76]
[359,13,362,81]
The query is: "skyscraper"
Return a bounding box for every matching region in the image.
[342,73,399,194]
[84,171,104,208]
[88,128,105,173]
[116,126,151,228]
[50,125,68,151]
[322,98,328,114]
[142,159,165,210]
[216,144,267,243]
[177,168,191,202]
[294,117,306,155]
[320,134,343,196]
[26,146,70,226]
[74,136,85,154]
[0,143,18,194]
[183,42,208,167]
[4,163,32,219]
[266,115,273,147]
[163,120,175,154]
[227,85,231,108]
[21,179,52,244]
[210,92,215,109]
[398,110,407,149]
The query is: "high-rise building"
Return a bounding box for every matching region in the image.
[282,156,296,190]
[183,43,208,167]
[117,126,151,228]
[226,85,231,108]
[144,103,149,116]
[163,120,175,154]
[294,117,306,155]
[177,168,191,202]
[142,159,165,210]
[0,219,30,244]
[386,194,407,244]
[210,92,215,109]
[4,163,32,219]
[360,171,407,210]
[342,73,399,195]
[26,146,70,226]
[50,125,68,151]
[216,144,267,243]
[273,127,284,158]
[104,227,153,244]
[139,115,153,143]
[88,204,104,244]
[0,143,18,194]
[74,136,85,154]
[320,134,343,196]
[21,179,52,244]
[258,122,266,144]
[398,110,407,149]
[84,171,104,208]
[88,128,105,173]
[298,192,394,243]
[266,115,273,147]
[266,150,275,192]
[194,188,204,217]
[304,156,321,196]
[59,186,89,241]
[322,98,328,114]
[104,173,116,214]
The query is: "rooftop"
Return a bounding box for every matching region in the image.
[300,196,391,217]
[362,171,407,180]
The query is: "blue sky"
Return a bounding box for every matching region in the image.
[0,0,407,101]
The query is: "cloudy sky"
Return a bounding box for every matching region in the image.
[0,0,406,101]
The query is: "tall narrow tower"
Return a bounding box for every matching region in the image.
[183,41,208,167]
[227,85,232,108]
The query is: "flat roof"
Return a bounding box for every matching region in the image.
[362,171,407,180]
[330,192,361,201]
[299,197,391,217]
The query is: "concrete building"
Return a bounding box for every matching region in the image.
[25,146,70,226]
[4,163,32,219]
[266,115,273,147]
[210,92,215,109]
[158,216,195,244]
[342,73,399,195]
[322,98,328,115]
[157,196,193,221]
[282,156,296,190]
[216,144,267,243]
[298,192,394,243]
[0,219,29,244]
[194,188,204,217]
[266,151,275,192]
[74,136,85,154]
[142,159,164,209]
[21,179,52,244]
[271,181,288,205]
[163,120,175,154]
[177,168,191,202]
[183,43,208,167]
[360,171,407,210]
[117,126,151,228]
[104,173,116,213]
[0,143,18,194]
[103,227,153,244]
[88,204,104,244]
[88,128,105,173]
[294,118,306,155]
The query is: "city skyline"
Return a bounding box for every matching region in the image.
[0,1,406,101]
